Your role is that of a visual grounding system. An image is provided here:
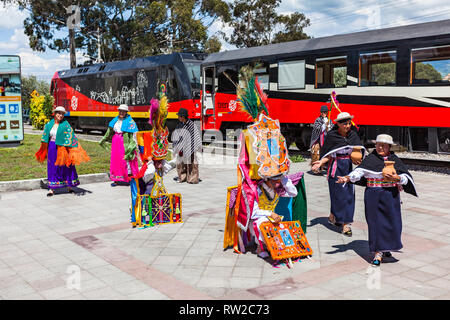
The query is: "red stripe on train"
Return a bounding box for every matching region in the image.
[212,93,450,129]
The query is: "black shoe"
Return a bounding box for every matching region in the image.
[372,259,381,267]
[111,182,118,187]
[173,177,178,181]
[46,191,54,197]
[382,252,392,258]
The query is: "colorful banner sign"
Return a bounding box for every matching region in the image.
[0,55,22,143]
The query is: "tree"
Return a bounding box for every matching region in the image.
[414,62,442,83]
[3,0,230,65]
[21,75,50,110]
[225,0,310,48]
[204,36,222,53]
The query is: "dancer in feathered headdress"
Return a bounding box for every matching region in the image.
[223,66,312,266]
[130,90,177,228]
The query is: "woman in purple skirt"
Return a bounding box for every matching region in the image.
[35,106,90,196]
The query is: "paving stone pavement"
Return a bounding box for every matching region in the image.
[0,150,449,300]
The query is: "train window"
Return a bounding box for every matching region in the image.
[254,66,269,90]
[145,69,157,99]
[316,56,347,88]
[217,65,238,94]
[411,45,450,85]
[278,60,305,90]
[359,51,396,86]
[185,62,201,90]
[166,67,179,101]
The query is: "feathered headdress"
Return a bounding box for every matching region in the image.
[234,65,269,120]
[148,98,159,127]
[148,94,169,132]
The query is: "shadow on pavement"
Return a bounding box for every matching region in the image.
[308,216,342,234]
[71,186,93,196]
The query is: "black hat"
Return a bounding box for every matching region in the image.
[320,105,329,113]
[177,108,188,118]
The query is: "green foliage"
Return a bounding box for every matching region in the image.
[29,91,54,130]
[5,0,230,62]
[290,154,305,163]
[415,62,442,82]
[21,75,50,110]
[371,63,396,85]
[204,36,222,53]
[225,0,310,48]
[333,67,347,88]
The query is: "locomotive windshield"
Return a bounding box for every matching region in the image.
[185,61,201,90]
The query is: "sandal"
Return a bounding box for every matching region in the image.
[372,252,382,267]
[342,225,352,237]
[46,191,54,197]
[328,214,340,227]
[382,252,392,258]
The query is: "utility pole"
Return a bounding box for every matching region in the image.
[69,28,76,69]
[66,3,81,69]
[96,27,103,63]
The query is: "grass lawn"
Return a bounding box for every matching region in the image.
[0,134,110,181]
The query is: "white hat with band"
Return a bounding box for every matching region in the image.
[118,104,129,112]
[334,112,354,122]
[53,106,66,114]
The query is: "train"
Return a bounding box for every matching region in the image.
[200,19,450,153]
[51,19,450,153]
[50,52,205,134]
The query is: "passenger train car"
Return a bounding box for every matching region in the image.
[51,53,204,133]
[200,19,450,153]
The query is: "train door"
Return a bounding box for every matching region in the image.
[50,78,58,106]
[201,66,216,131]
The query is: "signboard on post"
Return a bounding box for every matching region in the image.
[0,55,23,145]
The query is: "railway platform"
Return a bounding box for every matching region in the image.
[0,152,449,300]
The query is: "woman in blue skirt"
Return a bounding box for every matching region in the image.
[337,134,417,266]
[312,112,365,236]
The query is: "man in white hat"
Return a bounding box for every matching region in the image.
[337,134,417,267]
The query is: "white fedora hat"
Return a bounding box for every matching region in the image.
[375,134,396,145]
[118,104,129,112]
[53,106,66,114]
[334,112,354,122]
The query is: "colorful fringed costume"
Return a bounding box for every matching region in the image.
[130,94,180,228]
[35,119,90,189]
[99,113,139,182]
[223,66,311,263]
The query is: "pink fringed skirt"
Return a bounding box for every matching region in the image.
[110,133,138,182]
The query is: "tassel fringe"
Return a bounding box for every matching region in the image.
[35,142,48,163]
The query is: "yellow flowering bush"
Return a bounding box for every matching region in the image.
[30,90,54,130]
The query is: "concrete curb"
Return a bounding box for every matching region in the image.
[0,173,110,193]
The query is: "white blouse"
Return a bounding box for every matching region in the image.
[348,168,409,185]
[49,124,59,141]
[113,119,123,133]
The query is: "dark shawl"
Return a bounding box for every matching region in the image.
[319,126,364,160]
[354,150,418,197]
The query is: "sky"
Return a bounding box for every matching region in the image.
[0,0,450,82]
